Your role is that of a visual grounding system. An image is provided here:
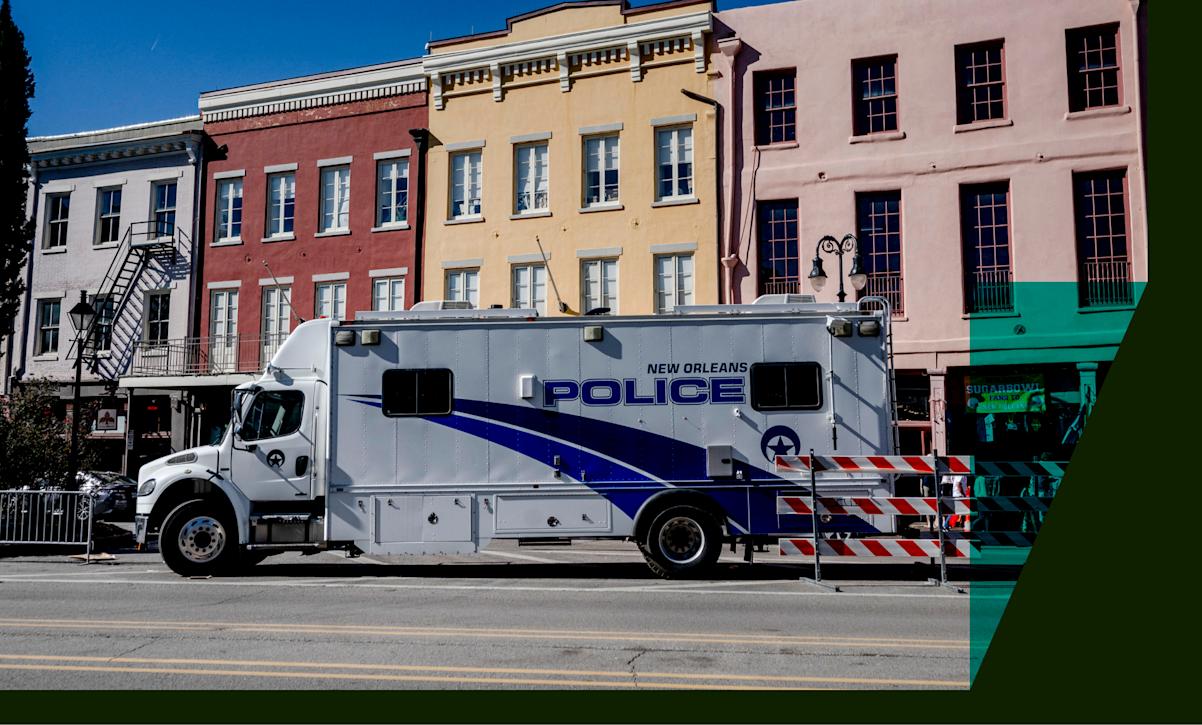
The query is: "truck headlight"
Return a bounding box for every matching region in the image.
[137,479,156,497]
[167,452,197,465]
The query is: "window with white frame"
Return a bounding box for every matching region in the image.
[371,277,405,312]
[267,172,295,238]
[145,290,170,344]
[315,281,348,320]
[654,254,694,312]
[216,178,243,241]
[511,264,547,315]
[35,299,61,354]
[450,150,483,219]
[320,165,351,232]
[583,134,620,207]
[96,188,121,245]
[445,269,479,307]
[581,258,618,313]
[91,295,115,352]
[655,126,693,202]
[152,181,177,237]
[44,193,69,249]
[261,286,292,362]
[514,143,549,214]
[376,159,409,227]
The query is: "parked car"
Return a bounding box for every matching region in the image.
[76,471,136,520]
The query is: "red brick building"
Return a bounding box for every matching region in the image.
[190,59,427,442]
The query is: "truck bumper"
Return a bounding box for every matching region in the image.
[134,514,149,545]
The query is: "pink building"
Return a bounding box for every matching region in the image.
[712,0,1147,458]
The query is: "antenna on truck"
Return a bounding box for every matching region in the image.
[536,235,578,315]
[263,259,305,324]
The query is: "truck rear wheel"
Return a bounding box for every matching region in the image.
[160,500,237,577]
[639,505,722,579]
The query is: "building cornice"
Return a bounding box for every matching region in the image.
[199,59,426,123]
[30,117,204,170]
[424,10,710,109]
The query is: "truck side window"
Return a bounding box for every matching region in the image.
[240,390,305,441]
[750,362,822,411]
[382,369,454,416]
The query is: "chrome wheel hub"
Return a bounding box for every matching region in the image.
[178,516,226,564]
[658,516,705,565]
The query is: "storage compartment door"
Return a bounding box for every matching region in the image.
[421,495,474,542]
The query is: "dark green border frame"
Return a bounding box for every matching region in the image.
[5,0,1191,721]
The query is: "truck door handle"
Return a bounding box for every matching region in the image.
[428,513,438,525]
[295,455,310,476]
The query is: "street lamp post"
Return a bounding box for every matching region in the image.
[808,234,868,302]
[67,291,96,489]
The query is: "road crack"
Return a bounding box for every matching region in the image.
[626,649,646,688]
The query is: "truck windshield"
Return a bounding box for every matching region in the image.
[239,390,305,442]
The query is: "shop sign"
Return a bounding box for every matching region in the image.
[96,408,118,431]
[966,374,1046,414]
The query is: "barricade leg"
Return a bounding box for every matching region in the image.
[799,448,840,592]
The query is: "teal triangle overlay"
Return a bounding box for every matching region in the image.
[965,280,1143,684]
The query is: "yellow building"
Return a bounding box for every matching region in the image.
[421,0,716,315]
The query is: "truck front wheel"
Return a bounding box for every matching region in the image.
[639,505,722,579]
[160,500,238,576]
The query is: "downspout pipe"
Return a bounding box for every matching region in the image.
[408,128,430,306]
[680,89,723,304]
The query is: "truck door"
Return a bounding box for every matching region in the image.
[230,384,316,502]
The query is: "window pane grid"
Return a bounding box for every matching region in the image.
[1075,169,1132,307]
[581,259,618,313]
[755,71,797,145]
[451,152,482,218]
[217,179,243,240]
[445,270,479,307]
[957,42,1005,123]
[584,135,620,206]
[46,195,69,248]
[515,144,549,213]
[853,57,898,135]
[1068,24,1121,111]
[656,126,693,201]
[147,292,170,344]
[97,188,121,245]
[268,173,296,237]
[654,254,694,312]
[961,183,1013,313]
[856,191,904,315]
[154,182,177,237]
[377,160,409,226]
[756,200,800,295]
[37,300,61,354]
[321,166,351,232]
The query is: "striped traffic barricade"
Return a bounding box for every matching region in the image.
[775,495,1055,517]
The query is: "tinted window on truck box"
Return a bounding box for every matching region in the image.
[750,362,823,411]
[382,369,454,416]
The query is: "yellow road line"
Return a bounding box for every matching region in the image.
[0,655,967,689]
[0,617,967,650]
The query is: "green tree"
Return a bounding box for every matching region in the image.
[0,0,34,350]
[0,379,98,489]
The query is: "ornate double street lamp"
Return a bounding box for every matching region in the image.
[67,292,96,488]
[808,234,868,302]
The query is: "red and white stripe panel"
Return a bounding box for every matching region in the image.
[774,455,973,476]
[776,496,972,516]
[778,538,974,559]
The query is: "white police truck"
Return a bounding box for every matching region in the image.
[134,296,896,577]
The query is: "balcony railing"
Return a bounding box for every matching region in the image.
[128,333,290,378]
[863,272,904,316]
[965,268,1014,314]
[1081,259,1134,308]
[759,278,802,296]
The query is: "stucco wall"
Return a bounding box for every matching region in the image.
[713,0,1147,370]
[423,1,718,314]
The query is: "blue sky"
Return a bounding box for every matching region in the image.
[15,0,778,136]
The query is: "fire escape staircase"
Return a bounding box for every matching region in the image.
[70,221,190,382]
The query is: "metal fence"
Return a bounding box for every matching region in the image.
[1081,259,1134,307]
[965,268,1013,313]
[0,489,95,559]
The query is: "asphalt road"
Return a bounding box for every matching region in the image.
[0,541,973,690]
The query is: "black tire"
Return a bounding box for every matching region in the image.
[639,504,723,579]
[159,500,238,577]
